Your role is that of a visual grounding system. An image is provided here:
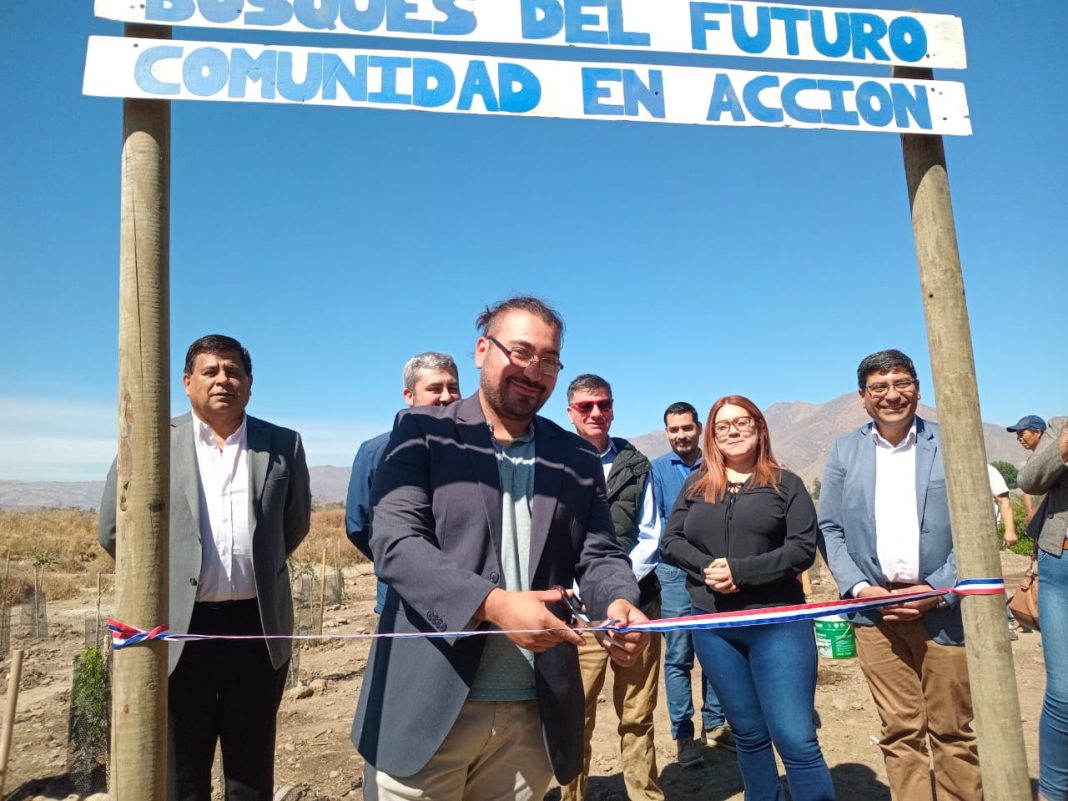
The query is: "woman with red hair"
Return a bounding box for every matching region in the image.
[661,395,834,801]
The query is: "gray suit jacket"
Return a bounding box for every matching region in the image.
[99,412,311,673]
[1019,416,1068,557]
[351,393,639,783]
[818,417,964,645]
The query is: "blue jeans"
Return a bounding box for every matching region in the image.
[693,619,835,801]
[1039,548,1068,800]
[656,563,724,740]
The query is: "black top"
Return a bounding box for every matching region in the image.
[660,469,817,614]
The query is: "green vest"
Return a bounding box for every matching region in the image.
[605,437,651,555]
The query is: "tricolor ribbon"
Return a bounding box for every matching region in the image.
[108,578,1004,650]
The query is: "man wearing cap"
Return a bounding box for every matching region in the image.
[1017,416,1068,801]
[1008,415,1048,524]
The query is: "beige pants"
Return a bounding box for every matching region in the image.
[855,619,983,801]
[363,699,554,801]
[560,601,664,801]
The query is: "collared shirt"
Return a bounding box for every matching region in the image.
[599,439,662,582]
[651,450,703,524]
[471,425,537,701]
[872,422,921,584]
[191,412,256,602]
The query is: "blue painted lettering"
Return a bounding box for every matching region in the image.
[891,82,932,129]
[244,0,293,26]
[780,77,820,123]
[134,45,183,95]
[743,74,782,123]
[688,2,727,51]
[706,73,744,121]
[368,56,413,104]
[888,16,927,63]
[769,6,807,56]
[294,0,338,30]
[321,53,367,100]
[731,4,771,55]
[497,63,541,113]
[855,81,893,127]
[339,0,385,31]
[197,0,243,23]
[228,48,277,98]
[582,67,622,115]
[412,58,455,108]
[850,13,889,61]
[809,11,850,59]
[144,0,194,22]
[183,47,230,96]
[277,51,323,100]
[622,69,664,117]
[457,60,499,112]
[520,0,562,39]
[818,79,859,126]
[431,0,477,35]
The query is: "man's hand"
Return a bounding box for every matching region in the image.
[703,558,739,594]
[856,584,940,620]
[600,599,651,667]
[476,588,584,652]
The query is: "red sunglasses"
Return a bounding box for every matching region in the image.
[570,399,614,415]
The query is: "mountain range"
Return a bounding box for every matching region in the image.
[0,393,1026,510]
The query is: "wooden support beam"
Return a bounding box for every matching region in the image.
[895,65,1031,801]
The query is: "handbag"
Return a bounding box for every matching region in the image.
[1008,547,1040,631]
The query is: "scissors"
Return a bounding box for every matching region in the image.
[551,585,621,648]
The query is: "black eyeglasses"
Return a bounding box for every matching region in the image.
[864,379,916,398]
[713,416,755,437]
[487,336,564,376]
[570,399,613,416]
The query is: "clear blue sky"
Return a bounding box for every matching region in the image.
[2,2,1065,480]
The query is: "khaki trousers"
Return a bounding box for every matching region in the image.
[561,601,664,801]
[854,619,983,801]
[363,699,554,801]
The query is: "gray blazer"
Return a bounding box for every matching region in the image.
[1019,416,1068,557]
[351,393,639,783]
[818,417,964,645]
[99,412,311,673]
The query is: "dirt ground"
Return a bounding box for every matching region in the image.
[1,552,1044,801]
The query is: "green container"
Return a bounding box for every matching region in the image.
[813,615,856,659]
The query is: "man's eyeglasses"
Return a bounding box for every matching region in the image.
[570,399,614,416]
[487,336,564,376]
[713,416,755,437]
[864,379,917,398]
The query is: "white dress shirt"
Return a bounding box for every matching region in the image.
[192,413,256,602]
[872,423,921,584]
[599,440,662,582]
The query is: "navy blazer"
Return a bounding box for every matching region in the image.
[818,417,964,645]
[351,393,638,782]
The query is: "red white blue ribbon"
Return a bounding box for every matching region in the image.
[108,578,1003,650]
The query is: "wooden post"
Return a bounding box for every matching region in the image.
[111,22,171,801]
[0,648,25,797]
[318,550,327,636]
[895,65,1031,801]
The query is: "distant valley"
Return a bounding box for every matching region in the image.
[0,393,1026,510]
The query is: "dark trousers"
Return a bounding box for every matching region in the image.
[169,599,288,801]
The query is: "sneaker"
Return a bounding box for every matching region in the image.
[676,738,704,768]
[702,723,737,752]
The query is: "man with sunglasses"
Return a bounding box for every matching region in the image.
[818,349,982,801]
[561,374,664,801]
[352,296,649,801]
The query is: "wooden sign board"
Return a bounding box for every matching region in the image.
[83,36,971,135]
[94,0,967,69]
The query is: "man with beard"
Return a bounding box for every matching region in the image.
[650,402,732,766]
[351,296,650,801]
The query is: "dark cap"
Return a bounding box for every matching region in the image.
[1006,415,1047,433]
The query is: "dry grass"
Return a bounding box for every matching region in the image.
[0,507,366,606]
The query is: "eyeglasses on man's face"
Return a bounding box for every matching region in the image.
[864,378,917,398]
[570,399,613,416]
[487,336,564,376]
[713,416,755,437]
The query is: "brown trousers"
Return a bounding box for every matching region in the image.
[855,619,983,801]
[560,601,663,801]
